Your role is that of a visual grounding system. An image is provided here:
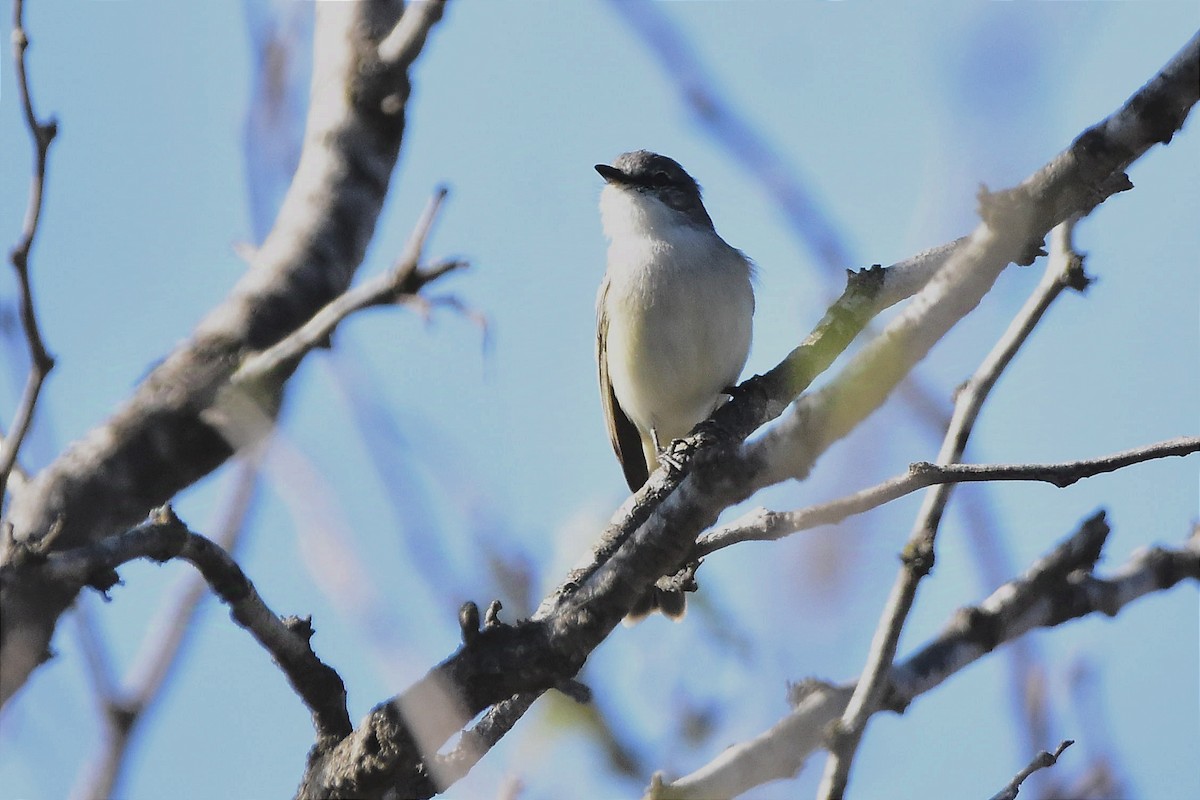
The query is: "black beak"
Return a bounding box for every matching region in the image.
[595,164,626,184]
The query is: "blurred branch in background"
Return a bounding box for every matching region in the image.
[1055,658,1128,799]
[604,0,853,277]
[240,0,312,244]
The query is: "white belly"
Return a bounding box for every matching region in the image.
[603,226,754,447]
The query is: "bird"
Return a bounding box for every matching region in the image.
[595,150,755,493]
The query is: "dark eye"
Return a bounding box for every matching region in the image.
[650,170,672,187]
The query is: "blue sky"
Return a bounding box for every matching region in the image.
[1,2,1197,799]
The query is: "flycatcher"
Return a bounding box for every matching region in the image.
[595,150,755,492]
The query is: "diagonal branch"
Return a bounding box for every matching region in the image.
[0,0,449,707]
[816,215,1098,798]
[648,515,1200,799]
[70,459,262,800]
[229,186,464,390]
[295,30,1200,799]
[988,740,1074,800]
[2,505,351,743]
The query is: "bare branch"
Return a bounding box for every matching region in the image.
[650,515,1200,799]
[70,601,131,799]
[696,436,1200,556]
[815,212,1094,798]
[228,187,464,389]
[3,505,351,745]
[1,0,58,508]
[0,0,449,706]
[809,38,1200,783]
[750,29,1198,492]
[71,459,262,800]
[988,740,1074,800]
[287,34,1200,796]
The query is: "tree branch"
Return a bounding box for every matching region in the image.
[1,504,351,746]
[71,460,262,800]
[747,30,1198,494]
[1,0,58,510]
[816,215,1096,798]
[0,0,449,707]
[203,187,466,450]
[648,514,1200,799]
[229,186,464,389]
[291,32,1200,798]
[696,436,1200,556]
[988,740,1074,800]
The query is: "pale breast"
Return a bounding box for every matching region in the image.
[602,224,753,441]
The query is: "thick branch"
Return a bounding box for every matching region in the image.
[295,33,1200,796]
[0,0,448,706]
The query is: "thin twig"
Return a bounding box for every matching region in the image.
[696,436,1200,556]
[816,217,1092,800]
[1,0,58,510]
[230,187,464,387]
[987,740,1074,800]
[201,187,466,453]
[965,217,1089,781]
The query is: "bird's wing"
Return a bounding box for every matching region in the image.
[597,277,649,491]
